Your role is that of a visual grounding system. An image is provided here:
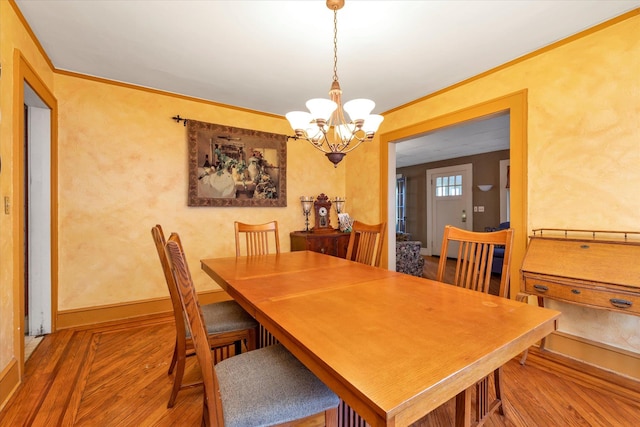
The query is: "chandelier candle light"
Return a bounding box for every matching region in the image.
[286,0,384,167]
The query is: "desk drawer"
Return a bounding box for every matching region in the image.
[523,276,640,315]
[306,238,336,255]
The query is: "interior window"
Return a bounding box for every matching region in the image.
[396,175,406,233]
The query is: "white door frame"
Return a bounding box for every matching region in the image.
[499,159,510,224]
[425,164,473,255]
[387,146,397,270]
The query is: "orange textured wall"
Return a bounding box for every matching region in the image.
[372,14,640,356]
[54,74,346,310]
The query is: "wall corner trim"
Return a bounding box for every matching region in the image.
[0,358,20,411]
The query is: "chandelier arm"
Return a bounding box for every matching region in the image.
[288,130,370,155]
[334,133,369,153]
[289,135,333,155]
[335,137,367,154]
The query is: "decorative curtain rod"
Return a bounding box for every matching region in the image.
[171,115,188,126]
[173,114,299,142]
[172,115,297,147]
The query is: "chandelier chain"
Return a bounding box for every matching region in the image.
[333,8,339,82]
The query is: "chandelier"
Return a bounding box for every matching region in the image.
[286,0,384,167]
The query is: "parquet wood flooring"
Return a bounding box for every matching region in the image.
[1,312,639,426]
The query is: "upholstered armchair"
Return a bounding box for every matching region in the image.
[395,240,425,277]
[485,222,510,275]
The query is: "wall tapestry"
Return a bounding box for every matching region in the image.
[187,119,287,207]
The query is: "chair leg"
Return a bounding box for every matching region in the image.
[167,352,186,408]
[168,339,179,375]
[202,396,209,427]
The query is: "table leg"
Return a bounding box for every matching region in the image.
[455,387,472,427]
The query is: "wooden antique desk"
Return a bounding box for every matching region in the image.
[520,229,640,354]
[521,229,640,315]
[290,230,350,258]
[202,251,559,427]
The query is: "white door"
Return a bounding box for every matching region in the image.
[426,164,473,257]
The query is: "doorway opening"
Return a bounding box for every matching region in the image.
[381,90,527,299]
[23,82,52,358]
[393,113,509,257]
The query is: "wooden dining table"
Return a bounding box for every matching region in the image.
[201,251,560,427]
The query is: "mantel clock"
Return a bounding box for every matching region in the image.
[312,193,333,233]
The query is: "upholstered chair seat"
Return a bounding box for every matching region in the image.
[186,301,257,338]
[215,344,340,427]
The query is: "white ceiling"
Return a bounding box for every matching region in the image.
[15,0,638,166]
[394,113,510,168]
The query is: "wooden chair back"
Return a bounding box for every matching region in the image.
[151,225,188,346]
[234,220,280,256]
[436,225,514,298]
[165,233,223,426]
[345,221,387,267]
[437,225,514,424]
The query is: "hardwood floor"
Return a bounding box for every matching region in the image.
[1,312,638,426]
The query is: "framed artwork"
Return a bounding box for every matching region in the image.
[187,119,287,207]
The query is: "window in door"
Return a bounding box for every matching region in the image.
[396,175,406,233]
[435,175,463,197]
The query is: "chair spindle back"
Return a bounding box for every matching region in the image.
[234,221,280,256]
[436,225,514,298]
[345,221,387,267]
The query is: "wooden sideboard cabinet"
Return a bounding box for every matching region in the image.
[520,229,640,316]
[290,230,350,258]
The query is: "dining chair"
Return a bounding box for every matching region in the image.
[345,221,386,267]
[436,224,514,426]
[151,225,258,408]
[234,221,280,256]
[164,233,340,427]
